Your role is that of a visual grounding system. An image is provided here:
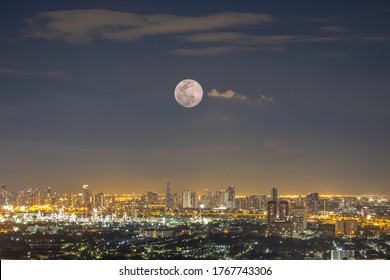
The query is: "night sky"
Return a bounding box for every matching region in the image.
[1,1,389,195]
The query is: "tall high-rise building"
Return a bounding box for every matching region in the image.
[200,192,213,209]
[165,181,172,209]
[306,192,319,213]
[95,192,105,208]
[271,187,278,203]
[26,188,40,206]
[42,186,52,205]
[234,197,248,210]
[227,186,235,209]
[214,186,235,209]
[0,184,7,205]
[82,185,90,206]
[247,195,259,211]
[171,193,180,209]
[321,198,327,212]
[214,190,224,208]
[296,196,304,207]
[278,200,289,221]
[182,190,198,209]
[267,201,277,225]
[290,206,307,234]
[246,195,267,212]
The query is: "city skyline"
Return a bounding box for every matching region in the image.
[1,1,390,195]
[0,183,390,260]
[1,183,388,200]
[1,184,389,260]
[1,179,389,196]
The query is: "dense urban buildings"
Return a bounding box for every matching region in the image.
[0,183,389,260]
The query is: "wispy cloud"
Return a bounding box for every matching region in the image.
[24,9,389,57]
[0,67,67,79]
[357,35,389,42]
[180,31,388,54]
[319,25,349,33]
[169,46,255,56]
[25,9,272,44]
[208,89,276,104]
[168,46,260,56]
[299,53,351,59]
[182,32,340,45]
[208,89,248,101]
[257,94,274,102]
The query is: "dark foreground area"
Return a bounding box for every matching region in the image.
[1,221,389,260]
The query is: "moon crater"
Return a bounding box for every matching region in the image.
[174,79,203,108]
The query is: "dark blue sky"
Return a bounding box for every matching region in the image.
[1,0,389,195]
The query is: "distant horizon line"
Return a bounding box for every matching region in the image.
[2,189,388,197]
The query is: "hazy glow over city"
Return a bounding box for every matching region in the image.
[0,1,389,195]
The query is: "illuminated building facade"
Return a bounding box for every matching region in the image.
[94,192,105,209]
[306,192,319,213]
[335,220,358,235]
[267,201,277,225]
[0,184,7,205]
[82,185,92,207]
[182,190,198,209]
[165,181,172,209]
[226,186,235,209]
[271,187,278,203]
[290,206,307,234]
[214,186,235,209]
[331,249,355,260]
[278,200,289,220]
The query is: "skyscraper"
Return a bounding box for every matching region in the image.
[227,186,235,209]
[171,193,180,209]
[43,186,52,205]
[82,185,90,206]
[267,201,277,225]
[278,200,289,221]
[200,192,213,209]
[182,190,198,209]
[0,184,7,205]
[95,192,105,208]
[165,180,172,209]
[271,187,278,203]
[290,206,307,234]
[214,186,235,209]
[306,192,319,213]
[247,195,268,212]
[214,190,224,208]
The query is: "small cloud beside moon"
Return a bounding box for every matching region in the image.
[174,79,203,108]
[208,89,247,101]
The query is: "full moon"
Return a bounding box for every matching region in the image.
[174,79,203,108]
